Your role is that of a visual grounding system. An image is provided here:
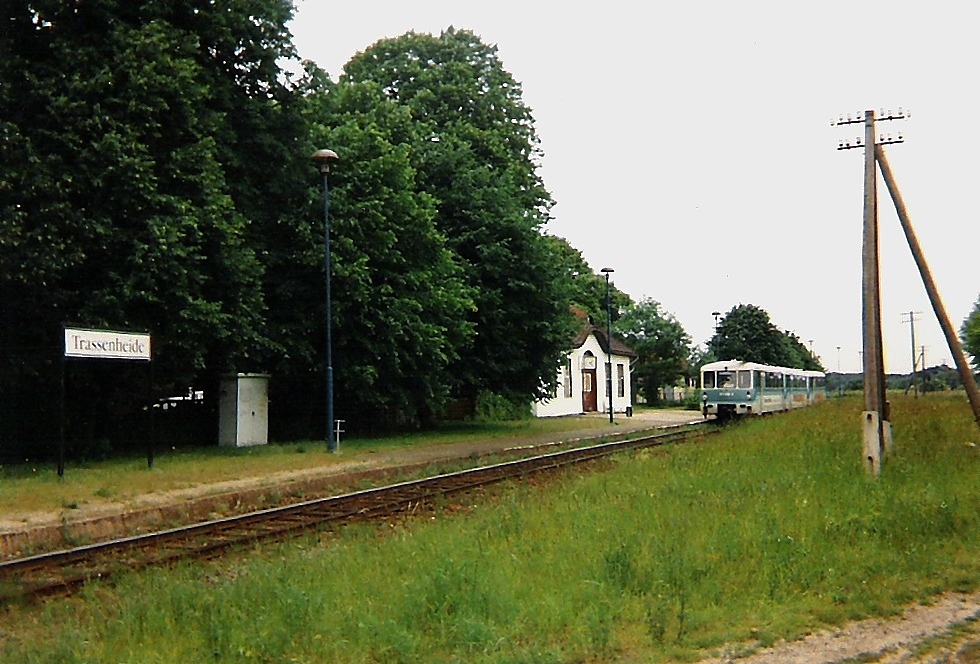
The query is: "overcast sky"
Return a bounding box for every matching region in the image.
[289,1,979,375]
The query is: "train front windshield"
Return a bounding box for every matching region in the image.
[704,370,738,388]
[703,370,753,389]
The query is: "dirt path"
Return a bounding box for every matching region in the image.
[698,592,980,663]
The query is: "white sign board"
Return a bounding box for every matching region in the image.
[64,328,152,361]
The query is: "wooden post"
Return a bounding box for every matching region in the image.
[861,110,887,474]
[876,145,980,429]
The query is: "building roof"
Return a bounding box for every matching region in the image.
[573,324,637,358]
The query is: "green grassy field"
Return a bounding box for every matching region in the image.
[2,393,978,662]
[0,415,621,517]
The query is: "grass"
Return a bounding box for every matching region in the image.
[0,414,624,518]
[1,393,979,662]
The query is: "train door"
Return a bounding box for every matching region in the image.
[581,351,598,412]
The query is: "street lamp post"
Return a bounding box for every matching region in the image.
[312,148,339,452]
[711,311,721,355]
[601,267,615,423]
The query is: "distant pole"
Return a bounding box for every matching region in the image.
[836,345,842,396]
[834,107,907,474]
[601,267,615,423]
[710,311,721,357]
[312,148,340,452]
[877,146,980,428]
[902,311,922,397]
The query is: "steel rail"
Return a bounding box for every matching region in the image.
[0,422,708,601]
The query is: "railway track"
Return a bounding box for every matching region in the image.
[0,422,709,603]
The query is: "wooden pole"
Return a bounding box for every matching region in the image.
[862,110,886,475]
[875,145,980,428]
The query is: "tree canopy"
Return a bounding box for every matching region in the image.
[614,299,691,404]
[299,75,476,427]
[963,296,980,370]
[1,1,299,455]
[711,304,823,371]
[342,28,576,407]
[1,8,601,458]
[544,236,632,325]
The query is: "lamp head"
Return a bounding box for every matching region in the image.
[312,148,339,174]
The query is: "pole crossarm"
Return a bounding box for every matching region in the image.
[834,108,910,150]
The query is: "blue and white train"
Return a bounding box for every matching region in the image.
[700,359,826,419]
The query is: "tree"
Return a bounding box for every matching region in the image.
[962,296,980,370]
[712,304,823,370]
[342,28,575,408]
[0,1,300,456]
[296,75,476,429]
[614,299,691,404]
[544,235,632,324]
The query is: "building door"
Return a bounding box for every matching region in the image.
[581,351,598,412]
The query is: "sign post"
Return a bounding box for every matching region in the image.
[61,327,153,476]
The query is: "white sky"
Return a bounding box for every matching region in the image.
[289,1,979,375]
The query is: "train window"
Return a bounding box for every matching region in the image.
[703,372,716,388]
[718,372,736,388]
[737,371,752,388]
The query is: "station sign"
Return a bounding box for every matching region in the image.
[64,327,152,361]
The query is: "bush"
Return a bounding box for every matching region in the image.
[473,391,533,422]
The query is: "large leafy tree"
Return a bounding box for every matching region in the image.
[294,74,476,429]
[963,296,980,370]
[0,1,298,455]
[712,304,823,370]
[614,299,691,404]
[342,28,575,407]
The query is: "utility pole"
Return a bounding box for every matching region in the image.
[833,108,905,475]
[836,346,842,396]
[876,147,980,428]
[902,311,922,397]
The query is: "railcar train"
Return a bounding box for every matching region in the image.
[700,359,826,419]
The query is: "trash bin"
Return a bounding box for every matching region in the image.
[626,406,633,417]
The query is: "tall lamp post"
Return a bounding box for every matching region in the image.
[601,267,615,423]
[312,148,339,452]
